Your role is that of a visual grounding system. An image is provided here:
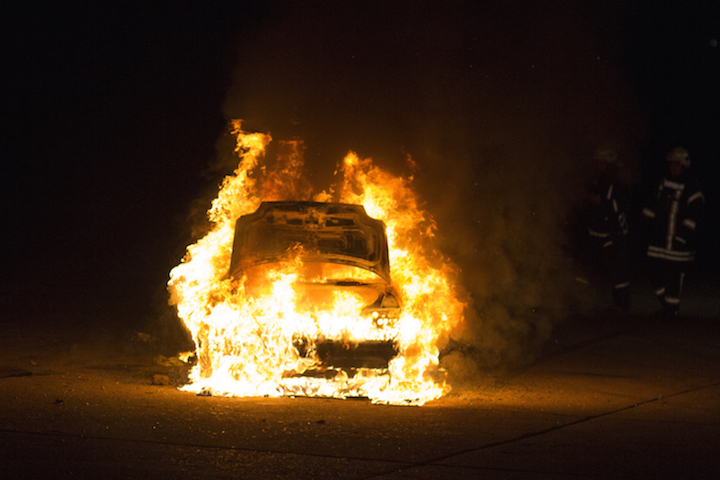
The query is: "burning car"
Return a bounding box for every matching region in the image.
[169,124,465,404]
[229,201,402,377]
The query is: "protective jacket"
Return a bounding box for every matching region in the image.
[586,175,629,246]
[642,173,704,262]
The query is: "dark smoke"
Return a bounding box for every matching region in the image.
[218,2,644,378]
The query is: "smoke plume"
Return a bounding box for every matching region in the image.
[217,1,643,379]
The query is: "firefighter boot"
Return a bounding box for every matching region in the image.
[662,302,680,322]
[612,285,631,312]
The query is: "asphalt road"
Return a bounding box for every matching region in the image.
[1,284,719,479]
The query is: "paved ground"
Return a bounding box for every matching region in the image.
[1,282,719,479]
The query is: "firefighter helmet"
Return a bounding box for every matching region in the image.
[666,147,690,168]
[594,145,618,165]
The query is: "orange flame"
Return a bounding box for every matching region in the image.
[168,121,465,405]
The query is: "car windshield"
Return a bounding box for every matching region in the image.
[230,202,391,282]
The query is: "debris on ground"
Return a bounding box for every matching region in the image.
[152,374,171,386]
[153,354,190,367]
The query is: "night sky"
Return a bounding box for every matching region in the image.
[3,1,719,333]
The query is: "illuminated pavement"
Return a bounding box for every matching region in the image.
[1,285,719,479]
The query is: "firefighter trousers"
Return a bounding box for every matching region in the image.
[647,256,690,316]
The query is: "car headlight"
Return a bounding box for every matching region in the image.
[361,293,401,328]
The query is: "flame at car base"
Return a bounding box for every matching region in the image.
[168,121,465,405]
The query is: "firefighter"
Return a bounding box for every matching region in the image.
[581,145,632,310]
[642,147,705,320]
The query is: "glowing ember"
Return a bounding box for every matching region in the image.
[168,121,465,405]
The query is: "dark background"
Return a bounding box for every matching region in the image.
[2,1,719,342]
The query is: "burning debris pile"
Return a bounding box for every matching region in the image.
[168,121,465,405]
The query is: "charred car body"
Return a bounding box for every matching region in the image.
[229,201,401,376]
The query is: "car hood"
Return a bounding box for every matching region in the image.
[229,202,391,282]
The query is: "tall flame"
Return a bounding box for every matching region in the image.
[168,121,465,405]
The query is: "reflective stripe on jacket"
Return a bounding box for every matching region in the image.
[643,175,704,262]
